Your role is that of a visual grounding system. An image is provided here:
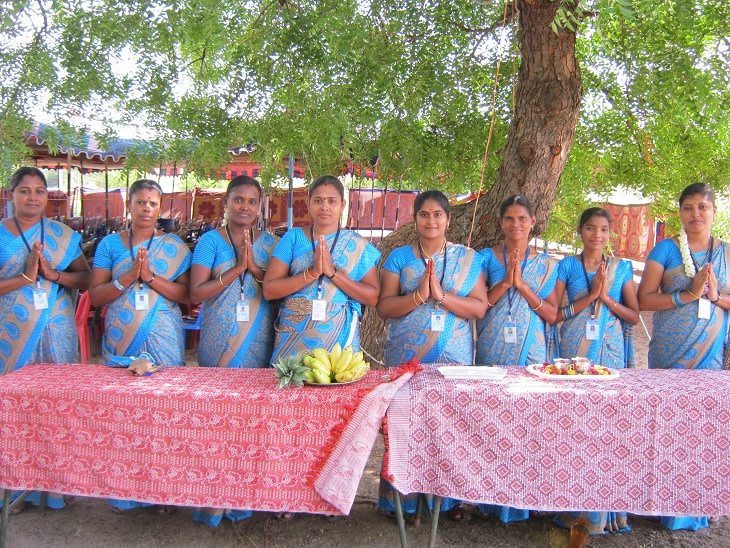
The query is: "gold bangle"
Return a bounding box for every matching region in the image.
[687,288,701,300]
[412,290,420,307]
[609,300,618,310]
[21,272,34,283]
[531,297,543,311]
[415,288,425,305]
[254,277,263,284]
[218,273,226,286]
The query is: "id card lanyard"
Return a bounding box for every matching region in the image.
[128,228,155,311]
[310,225,340,321]
[15,216,48,310]
[580,253,604,340]
[502,245,530,343]
[418,240,448,331]
[691,236,714,320]
[227,225,252,322]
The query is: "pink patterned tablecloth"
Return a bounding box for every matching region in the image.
[0,364,412,515]
[385,365,730,516]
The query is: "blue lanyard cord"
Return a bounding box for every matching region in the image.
[580,253,604,319]
[226,225,251,292]
[310,225,341,297]
[417,240,448,292]
[690,236,714,275]
[15,217,45,287]
[502,244,530,319]
[128,228,155,287]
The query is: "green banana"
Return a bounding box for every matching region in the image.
[312,348,332,370]
[311,368,331,384]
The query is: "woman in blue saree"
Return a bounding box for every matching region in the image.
[376,189,488,521]
[0,166,91,513]
[378,190,487,366]
[89,178,191,513]
[264,175,380,362]
[638,183,728,531]
[551,207,639,535]
[475,195,558,523]
[189,175,277,526]
[190,176,278,370]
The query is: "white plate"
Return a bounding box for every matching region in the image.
[437,366,507,380]
[526,363,619,381]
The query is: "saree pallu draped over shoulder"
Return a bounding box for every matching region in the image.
[384,244,483,367]
[101,234,190,367]
[648,239,730,370]
[0,219,82,374]
[271,229,380,362]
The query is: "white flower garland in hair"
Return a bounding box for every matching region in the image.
[678,226,696,278]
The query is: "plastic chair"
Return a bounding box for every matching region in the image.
[183,302,204,349]
[75,291,92,364]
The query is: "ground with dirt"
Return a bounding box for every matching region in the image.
[5,298,729,547]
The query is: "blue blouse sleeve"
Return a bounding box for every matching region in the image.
[557,256,572,284]
[271,228,300,266]
[92,236,115,270]
[191,231,218,267]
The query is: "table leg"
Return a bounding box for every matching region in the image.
[1,489,9,548]
[428,495,442,548]
[392,489,408,548]
[414,493,424,526]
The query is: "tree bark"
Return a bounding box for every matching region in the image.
[361,0,582,364]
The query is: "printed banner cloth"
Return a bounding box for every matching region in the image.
[0,364,411,515]
[385,365,730,516]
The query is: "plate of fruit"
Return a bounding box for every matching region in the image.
[526,358,619,381]
[272,343,370,389]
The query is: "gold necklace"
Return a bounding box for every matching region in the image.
[418,238,446,259]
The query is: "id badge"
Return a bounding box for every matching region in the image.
[134,289,150,311]
[236,300,250,322]
[698,297,711,320]
[312,298,327,321]
[504,321,517,344]
[430,310,445,332]
[585,319,600,340]
[32,287,48,310]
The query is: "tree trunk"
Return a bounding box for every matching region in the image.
[361,0,582,364]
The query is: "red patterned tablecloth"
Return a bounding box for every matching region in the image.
[0,364,411,515]
[385,366,730,516]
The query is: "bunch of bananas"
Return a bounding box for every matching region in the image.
[302,343,370,384]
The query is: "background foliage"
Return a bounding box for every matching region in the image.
[1,0,728,241]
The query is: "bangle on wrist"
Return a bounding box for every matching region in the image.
[531,297,543,311]
[53,270,62,282]
[112,278,126,291]
[609,300,618,310]
[671,291,685,307]
[438,292,447,306]
[327,269,337,279]
[21,272,35,283]
[687,288,701,300]
[218,272,226,287]
[143,273,156,284]
[233,266,242,277]
[415,288,425,305]
[412,290,420,307]
[711,294,721,304]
